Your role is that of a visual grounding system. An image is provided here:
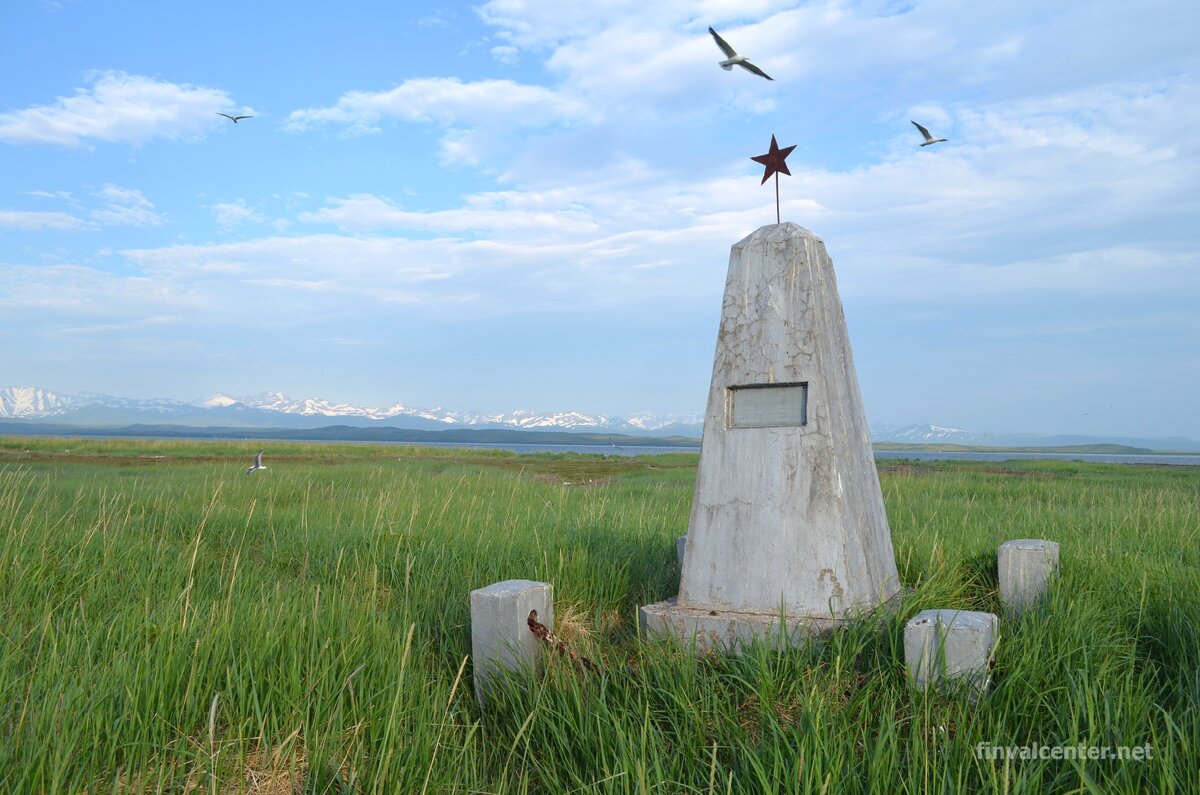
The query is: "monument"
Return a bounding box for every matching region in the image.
[641,222,901,650]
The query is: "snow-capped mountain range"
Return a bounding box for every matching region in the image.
[0,386,704,435]
[868,422,1200,452]
[3,386,1198,451]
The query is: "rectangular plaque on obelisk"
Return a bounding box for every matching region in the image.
[641,223,901,650]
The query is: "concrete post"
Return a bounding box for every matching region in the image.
[998,539,1059,613]
[904,609,998,695]
[470,579,553,707]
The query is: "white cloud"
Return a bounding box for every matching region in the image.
[1,185,163,232]
[313,336,373,346]
[474,0,795,50]
[49,314,181,338]
[26,189,76,202]
[283,77,592,165]
[284,77,588,134]
[472,0,1200,139]
[298,192,601,237]
[267,71,1200,323]
[0,71,234,147]
[475,1,641,49]
[490,45,519,66]
[0,210,87,231]
[89,185,163,227]
[101,215,733,326]
[0,263,189,315]
[212,200,269,231]
[8,65,1193,335]
[287,2,1195,181]
[416,13,448,28]
[121,235,458,287]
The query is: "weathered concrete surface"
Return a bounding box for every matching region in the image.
[904,609,998,694]
[998,539,1059,613]
[640,597,843,652]
[676,535,687,571]
[470,579,552,706]
[642,223,901,649]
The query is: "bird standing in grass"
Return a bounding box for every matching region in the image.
[246,450,266,474]
[911,120,948,146]
[708,26,773,81]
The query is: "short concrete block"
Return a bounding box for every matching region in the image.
[904,609,998,695]
[998,539,1059,613]
[470,579,553,706]
[676,535,687,571]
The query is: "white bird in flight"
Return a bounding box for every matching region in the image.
[911,120,948,147]
[708,26,773,81]
[246,450,266,475]
[216,112,254,123]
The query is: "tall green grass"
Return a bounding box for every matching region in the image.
[0,438,1195,793]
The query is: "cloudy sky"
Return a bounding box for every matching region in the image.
[2,0,1197,438]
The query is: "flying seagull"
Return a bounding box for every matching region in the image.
[246,450,266,475]
[911,120,948,147]
[708,26,773,81]
[216,112,254,123]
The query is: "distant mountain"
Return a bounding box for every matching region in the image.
[4,387,1197,452]
[0,385,705,436]
[869,423,1200,454]
[0,386,73,417]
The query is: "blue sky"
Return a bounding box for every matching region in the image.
[2,0,1198,438]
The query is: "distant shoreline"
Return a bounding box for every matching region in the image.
[0,419,702,449]
[4,419,1200,456]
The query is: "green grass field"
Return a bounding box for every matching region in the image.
[0,437,1196,793]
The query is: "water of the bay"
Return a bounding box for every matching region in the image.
[395,441,1200,466]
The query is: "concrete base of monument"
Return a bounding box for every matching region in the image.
[639,593,904,653]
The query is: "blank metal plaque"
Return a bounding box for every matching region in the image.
[727,382,808,428]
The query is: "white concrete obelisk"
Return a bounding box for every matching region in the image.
[641,223,900,650]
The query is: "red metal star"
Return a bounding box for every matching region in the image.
[751,134,796,185]
[751,134,796,224]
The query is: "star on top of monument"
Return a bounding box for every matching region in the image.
[751,134,796,185]
[752,134,797,224]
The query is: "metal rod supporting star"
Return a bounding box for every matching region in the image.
[751,134,796,224]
